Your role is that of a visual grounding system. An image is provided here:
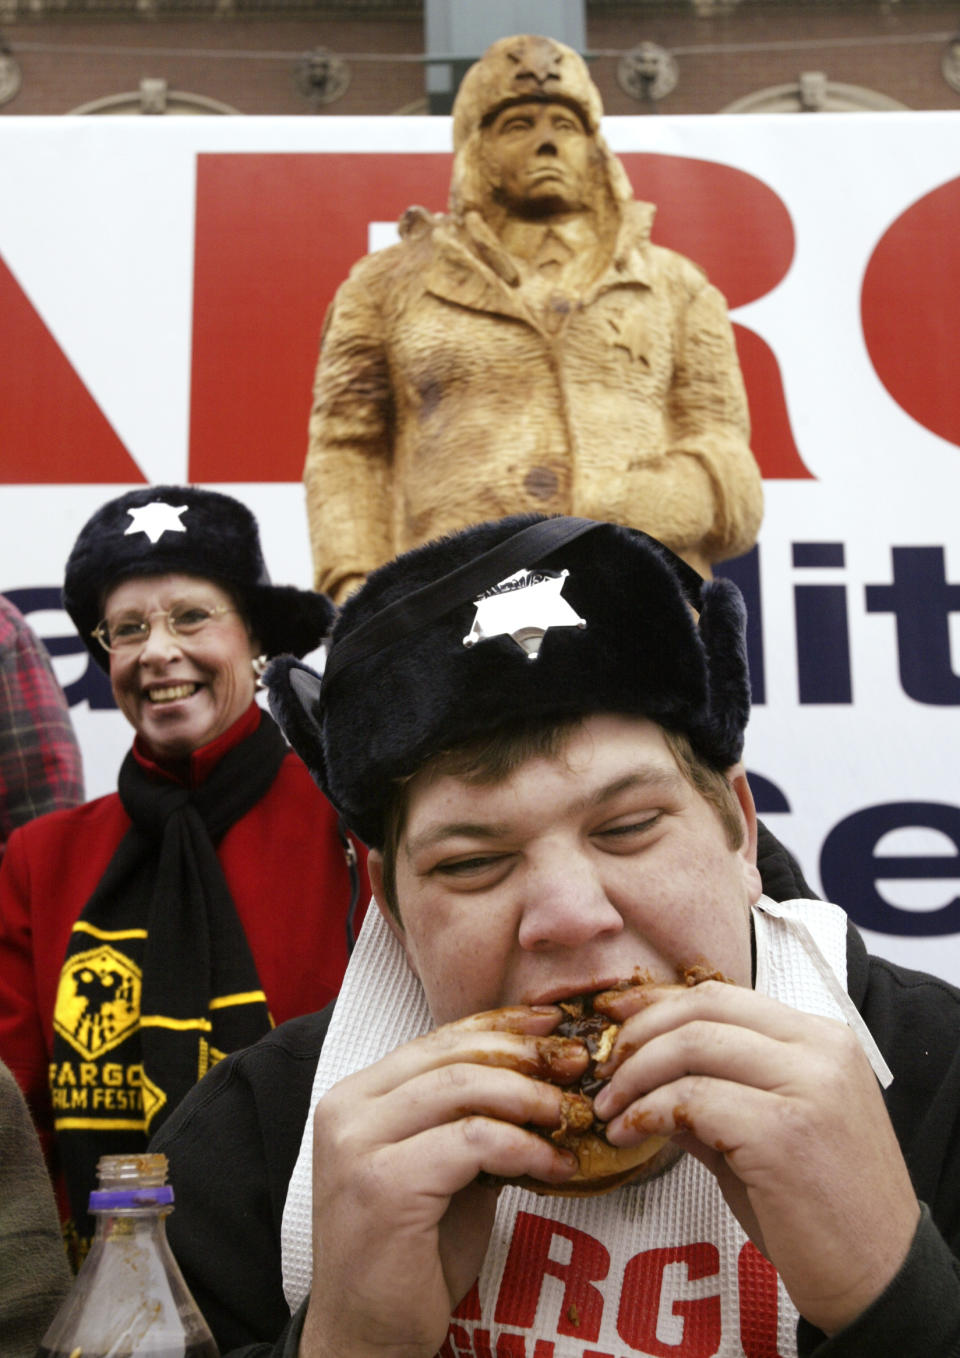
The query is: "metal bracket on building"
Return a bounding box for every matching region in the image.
[798,70,829,111]
[139,77,168,113]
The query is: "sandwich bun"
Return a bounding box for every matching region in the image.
[507,989,683,1197]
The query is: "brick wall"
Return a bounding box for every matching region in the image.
[2,2,959,116]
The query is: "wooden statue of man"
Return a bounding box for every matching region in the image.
[304,34,762,602]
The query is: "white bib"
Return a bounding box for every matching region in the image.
[281,896,890,1357]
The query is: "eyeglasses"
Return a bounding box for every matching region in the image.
[91,602,237,654]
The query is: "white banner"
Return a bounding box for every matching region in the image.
[2,113,959,984]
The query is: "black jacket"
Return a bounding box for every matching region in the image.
[153,830,960,1356]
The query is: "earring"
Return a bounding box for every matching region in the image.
[252,654,268,680]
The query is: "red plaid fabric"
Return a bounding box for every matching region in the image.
[0,596,84,862]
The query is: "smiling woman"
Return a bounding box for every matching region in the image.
[0,485,369,1260]
[100,574,259,762]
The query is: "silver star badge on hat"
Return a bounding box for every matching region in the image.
[463,568,586,660]
[124,502,188,545]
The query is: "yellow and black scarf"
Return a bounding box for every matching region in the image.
[50,713,285,1244]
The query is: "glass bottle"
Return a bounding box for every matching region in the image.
[36,1153,218,1358]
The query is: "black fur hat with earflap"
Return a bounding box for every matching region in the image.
[266,514,752,848]
[63,485,335,672]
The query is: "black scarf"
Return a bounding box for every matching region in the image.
[50,710,285,1247]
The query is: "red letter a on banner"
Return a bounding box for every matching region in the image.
[0,253,142,484]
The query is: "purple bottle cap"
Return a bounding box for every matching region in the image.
[88,1185,175,1210]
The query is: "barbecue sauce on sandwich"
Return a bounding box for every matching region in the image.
[534,969,733,1187]
[550,995,620,1152]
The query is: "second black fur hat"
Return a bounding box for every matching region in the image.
[64,484,334,672]
[266,514,751,847]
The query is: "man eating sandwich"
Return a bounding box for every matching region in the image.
[153,514,960,1358]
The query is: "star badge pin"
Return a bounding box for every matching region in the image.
[463,568,586,660]
[124,502,189,545]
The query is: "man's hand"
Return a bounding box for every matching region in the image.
[299,1006,586,1358]
[592,981,920,1337]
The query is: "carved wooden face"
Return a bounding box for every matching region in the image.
[483,100,594,216]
